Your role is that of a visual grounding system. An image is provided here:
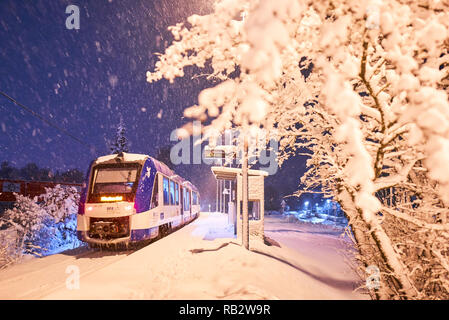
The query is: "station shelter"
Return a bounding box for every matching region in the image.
[211,166,268,240]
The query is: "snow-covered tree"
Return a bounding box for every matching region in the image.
[0,194,46,256]
[0,185,81,261]
[147,0,449,299]
[39,185,81,251]
[108,114,130,154]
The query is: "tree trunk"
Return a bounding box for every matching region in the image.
[339,192,415,299]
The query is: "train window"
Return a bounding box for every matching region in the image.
[183,188,187,211]
[183,188,186,208]
[175,183,179,205]
[186,189,190,211]
[192,192,197,205]
[163,177,169,205]
[169,180,175,205]
[151,174,159,208]
[89,163,140,202]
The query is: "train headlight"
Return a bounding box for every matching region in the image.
[124,204,133,211]
[101,196,123,202]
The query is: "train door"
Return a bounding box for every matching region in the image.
[180,186,184,216]
[175,182,180,216]
[186,189,191,217]
[183,187,191,218]
[189,190,192,216]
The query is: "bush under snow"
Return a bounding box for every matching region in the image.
[0,185,81,268]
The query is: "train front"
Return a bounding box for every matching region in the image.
[76,153,154,246]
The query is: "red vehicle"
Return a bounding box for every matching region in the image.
[0,179,82,212]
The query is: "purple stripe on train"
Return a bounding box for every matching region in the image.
[130,227,158,241]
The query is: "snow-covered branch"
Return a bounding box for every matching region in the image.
[146,0,449,299]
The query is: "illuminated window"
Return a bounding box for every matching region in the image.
[183,188,190,211]
[182,188,185,208]
[169,180,175,205]
[186,189,190,211]
[175,183,179,205]
[163,177,169,205]
[91,165,138,195]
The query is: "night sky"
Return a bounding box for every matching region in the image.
[0,0,307,208]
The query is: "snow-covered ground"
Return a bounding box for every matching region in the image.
[280,210,349,228]
[0,212,368,299]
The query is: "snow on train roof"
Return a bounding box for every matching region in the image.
[95,153,148,164]
[148,157,198,191]
[148,156,175,177]
[95,153,173,176]
[183,180,199,193]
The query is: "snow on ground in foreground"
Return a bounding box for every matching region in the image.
[0,212,368,299]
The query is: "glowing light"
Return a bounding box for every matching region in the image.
[101,196,123,202]
[124,204,134,211]
[304,201,309,207]
[87,206,93,211]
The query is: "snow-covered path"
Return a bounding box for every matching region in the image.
[0,213,368,299]
[0,246,135,299]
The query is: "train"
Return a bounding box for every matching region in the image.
[76,152,200,247]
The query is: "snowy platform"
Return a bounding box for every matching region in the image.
[0,212,368,300]
[190,212,236,240]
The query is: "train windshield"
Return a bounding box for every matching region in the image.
[89,163,141,202]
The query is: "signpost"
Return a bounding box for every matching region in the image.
[204,145,226,160]
[204,145,236,163]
